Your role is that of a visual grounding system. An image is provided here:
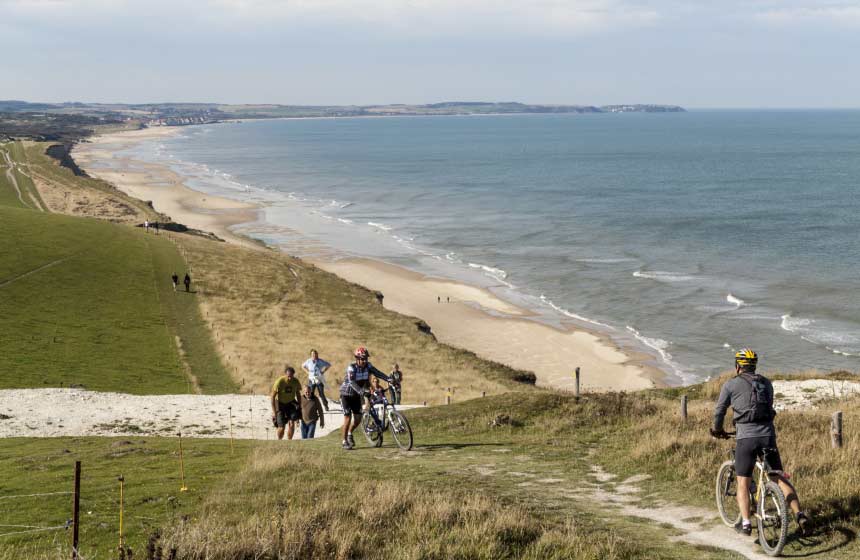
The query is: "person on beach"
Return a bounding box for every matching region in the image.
[339,346,390,450]
[302,349,332,411]
[710,348,810,536]
[271,366,302,440]
[389,363,403,405]
[183,273,191,292]
[300,385,325,439]
[171,273,179,292]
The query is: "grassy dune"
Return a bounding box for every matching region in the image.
[177,234,535,403]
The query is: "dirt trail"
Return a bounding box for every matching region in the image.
[0,255,76,289]
[577,464,774,560]
[2,150,27,207]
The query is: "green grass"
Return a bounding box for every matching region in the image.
[0,437,254,559]
[145,235,236,393]
[0,206,234,394]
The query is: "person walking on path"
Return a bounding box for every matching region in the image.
[389,363,404,405]
[144,220,150,233]
[302,349,332,411]
[171,273,179,292]
[183,273,191,292]
[154,221,159,234]
[710,348,810,536]
[300,385,325,439]
[339,346,390,450]
[271,366,302,440]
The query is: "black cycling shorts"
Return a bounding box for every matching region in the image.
[276,401,301,427]
[735,436,783,477]
[340,394,363,417]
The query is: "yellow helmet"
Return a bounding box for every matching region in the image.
[735,348,758,369]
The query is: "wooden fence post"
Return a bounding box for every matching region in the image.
[831,411,843,449]
[72,461,80,560]
[574,367,580,397]
[680,395,688,421]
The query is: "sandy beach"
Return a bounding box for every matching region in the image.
[74,126,665,393]
[73,128,262,250]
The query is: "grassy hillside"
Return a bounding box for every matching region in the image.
[161,384,860,559]
[0,437,254,559]
[0,207,234,394]
[177,234,535,402]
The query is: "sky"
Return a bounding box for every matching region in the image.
[1,0,859,108]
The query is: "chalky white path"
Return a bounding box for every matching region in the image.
[0,389,418,440]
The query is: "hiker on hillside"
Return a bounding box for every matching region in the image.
[271,366,302,440]
[183,273,191,292]
[389,363,403,405]
[302,349,331,411]
[171,273,179,292]
[710,348,810,536]
[300,385,325,439]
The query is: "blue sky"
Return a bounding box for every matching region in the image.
[1,1,858,107]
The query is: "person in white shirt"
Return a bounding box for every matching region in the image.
[302,349,332,411]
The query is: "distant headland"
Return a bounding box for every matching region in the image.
[1,100,684,141]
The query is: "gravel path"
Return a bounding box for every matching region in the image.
[0,389,416,440]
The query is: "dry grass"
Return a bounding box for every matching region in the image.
[612,387,860,532]
[158,446,642,560]
[23,141,160,224]
[177,234,533,404]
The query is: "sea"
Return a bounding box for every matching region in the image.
[121,110,860,384]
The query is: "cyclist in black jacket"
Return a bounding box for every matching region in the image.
[711,348,810,536]
[339,346,390,450]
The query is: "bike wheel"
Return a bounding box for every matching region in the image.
[361,414,383,448]
[715,460,741,527]
[757,480,789,557]
[388,410,413,451]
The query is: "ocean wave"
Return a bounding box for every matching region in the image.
[726,293,745,307]
[539,295,614,330]
[780,314,859,357]
[339,202,354,209]
[625,326,689,380]
[337,218,354,224]
[368,221,393,232]
[445,252,462,263]
[632,270,695,282]
[577,257,637,264]
[467,262,514,288]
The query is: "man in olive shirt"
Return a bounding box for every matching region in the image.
[271,366,302,440]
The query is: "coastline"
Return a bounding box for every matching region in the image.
[72,126,666,393]
[73,128,263,250]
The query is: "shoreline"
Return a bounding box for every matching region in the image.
[72,126,667,392]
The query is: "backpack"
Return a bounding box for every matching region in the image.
[735,373,776,424]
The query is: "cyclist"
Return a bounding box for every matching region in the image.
[710,348,810,536]
[339,346,390,450]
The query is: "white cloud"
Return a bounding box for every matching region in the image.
[1,0,662,36]
[753,2,860,26]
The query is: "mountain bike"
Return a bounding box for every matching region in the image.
[714,432,789,556]
[361,393,413,450]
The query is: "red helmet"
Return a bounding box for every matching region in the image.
[354,346,370,359]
